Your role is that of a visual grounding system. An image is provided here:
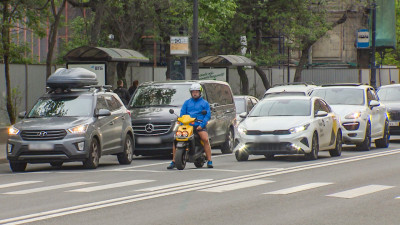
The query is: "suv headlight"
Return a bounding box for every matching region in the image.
[237,125,247,135]
[8,126,20,135]
[289,124,309,134]
[345,111,362,119]
[68,124,89,134]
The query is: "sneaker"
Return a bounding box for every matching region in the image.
[167,161,175,169]
[207,161,213,168]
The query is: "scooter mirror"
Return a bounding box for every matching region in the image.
[169,109,175,114]
[201,110,207,115]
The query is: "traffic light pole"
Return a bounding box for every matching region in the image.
[370,1,377,89]
[191,0,199,80]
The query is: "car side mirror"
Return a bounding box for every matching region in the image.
[239,112,248,118]
[315,111,328,117]
[18,111,26,119]
[369,100,380,108]
[169,109,174,114]
[201,110,207,115]
[95,109,111,117]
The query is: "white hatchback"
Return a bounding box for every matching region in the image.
[234,96,342,161]
[311,84,389,150]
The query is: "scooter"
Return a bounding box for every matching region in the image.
[169,109,207,170]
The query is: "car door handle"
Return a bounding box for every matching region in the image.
[109,121,114,125]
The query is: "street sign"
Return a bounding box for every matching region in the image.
[357,29,369,48]
[170,36,189,55]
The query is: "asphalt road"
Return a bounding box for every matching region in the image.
[1,139,400,225]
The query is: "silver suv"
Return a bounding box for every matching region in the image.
[7,68,134,172]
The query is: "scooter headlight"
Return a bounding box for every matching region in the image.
[182,131,188,137]
[176,131,182,136]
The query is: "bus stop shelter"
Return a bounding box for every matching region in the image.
[64,46,149,85]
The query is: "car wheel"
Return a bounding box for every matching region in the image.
[375,120,390,148]
[356,122,371,151]
[221,128,234,154]
[264,154,275,159]
[50,162,63,167]
[175,147,187,170]
[305,133,319,160]
[118,135,133,165]
[9,161,27,172]
[194,155,205,168]
[329,130,342,157]
[83,138,100,169]
[235,150,249,161]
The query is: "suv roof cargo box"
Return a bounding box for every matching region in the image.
[47,68,98,89]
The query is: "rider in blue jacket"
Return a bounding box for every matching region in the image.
[167,83,213,169]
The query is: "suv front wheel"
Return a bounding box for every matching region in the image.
[9,161,27,172]
[118,134,133,164]
[83,138,100,169]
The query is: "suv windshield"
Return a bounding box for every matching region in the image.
[312,88,365,105]
[378,87,400,101]
[249,99,311,117]
[129,84,191,108]
[27,95,93,118]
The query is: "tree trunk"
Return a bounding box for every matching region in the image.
[293,47,310,82]
[46,0,67,78]
[254,66,271,91]
[89,2,105,46]
[2,0,15,124]
[237,66,249,95]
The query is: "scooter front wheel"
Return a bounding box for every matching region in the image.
[175,147,187,170]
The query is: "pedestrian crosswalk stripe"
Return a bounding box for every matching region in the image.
[199,180,274,193]
[264,182,333,195]
[3,182,94,195]
[0,181,42,189]
[327,185,394,199]
[68,180,154,193]
[136,179,213,192]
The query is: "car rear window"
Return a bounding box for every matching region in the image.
[249,99,311,117]
[312,88,365,105]
[377,87,400,101]
[27,95,93,118]
[234,98,245,113]
[264,92,305,98]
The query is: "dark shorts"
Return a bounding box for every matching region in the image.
[194,126,207,132]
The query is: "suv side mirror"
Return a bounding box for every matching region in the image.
[95,109,111,117]
[369,100,380,108]
[18,111,26,119]
[239,112,248,118]
[315,111,328,117]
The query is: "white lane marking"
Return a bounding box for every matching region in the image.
[116,162,169,170]
[102,169,166,173]
[68,180,154,193]
[327,185,394,199]
[192,169,251,172]
[264,182,333,195]
[136,179,213,192]
[0,181,42,189]
[3,182,94,195]
[2,149,400,224]
[199,180,274,193]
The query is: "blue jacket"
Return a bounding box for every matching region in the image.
[180,97,211,128]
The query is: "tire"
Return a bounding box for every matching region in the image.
[375,120,390,148]
[175,148,187,170]
[9,161,27,172]
[305,133,319,160]
[235,150,249,161]
[264,154,275,159]
[118,135,133,165]
[194,156,205,168]
[50,162,63,167]
[356,122,371,151]
[329,130,342,157]
[83,138,100,169]
[221,128,234,154]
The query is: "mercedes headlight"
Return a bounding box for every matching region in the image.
[68,124,89,134]
[345,111,362,119]
[173,122,180,131]
[8,126,20,135]
[289,124,309,134]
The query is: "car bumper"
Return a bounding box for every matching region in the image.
[341,118,368,144]
[134,133,174,156]
[388,120,400,135]
[7,136,88,163]
[234,132,312,155]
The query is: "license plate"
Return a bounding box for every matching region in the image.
[136,137,162,144]
[255,135,279,143]
[28,143,54,150]
[389,122,399,127]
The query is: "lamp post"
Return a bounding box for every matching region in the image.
[191,0,199,80]
[370,0,377,89]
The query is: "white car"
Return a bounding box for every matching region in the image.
[311,84,389,150]
[234,96,342,161]
[263,83,317,99]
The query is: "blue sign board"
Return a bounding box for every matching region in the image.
[357,29,369,48]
